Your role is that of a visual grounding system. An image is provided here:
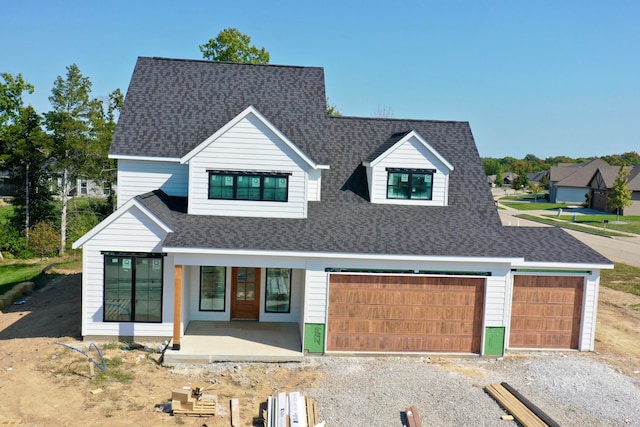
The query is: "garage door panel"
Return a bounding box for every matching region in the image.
[327,275,484,353]
[510,275,583,349]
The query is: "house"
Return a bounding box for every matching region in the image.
[549,159,608,204]
[588,165,640,215]
[73,57,612,362]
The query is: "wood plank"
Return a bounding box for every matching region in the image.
[484,384,547,427]
[405,405,423,427]
[230,398,240,427]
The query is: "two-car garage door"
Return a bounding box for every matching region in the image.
[327,274,485,353]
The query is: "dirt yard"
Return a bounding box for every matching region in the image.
[0,272,639,426]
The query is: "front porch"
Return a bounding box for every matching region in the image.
[163,321,305,365]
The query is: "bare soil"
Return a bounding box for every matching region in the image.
[0,272,639,426]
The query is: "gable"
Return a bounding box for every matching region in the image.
[110,57,329,163]
[362,130,454,205]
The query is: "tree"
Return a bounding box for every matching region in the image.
[326,97,341,117]
[44,64,104,254]
[529,181,543,202]
[200,28,270,64]
[0,73,34,133]
[608,166,632,221]
[512,173,529,190]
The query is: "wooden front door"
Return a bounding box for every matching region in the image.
[231,267,260,320]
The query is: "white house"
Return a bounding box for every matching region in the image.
[74,57,612,362]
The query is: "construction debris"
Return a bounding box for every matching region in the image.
[404,405,423,427]
[261,392,323,427]
[484,383,560,427]
[170,387,216,416]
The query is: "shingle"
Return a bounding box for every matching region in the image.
[111,57,329,163]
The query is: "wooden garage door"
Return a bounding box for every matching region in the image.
[510,275,583,349]
[327,274,485,353]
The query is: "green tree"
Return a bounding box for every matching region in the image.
[482,158,501,176]
[512,173,529,190]
[200,28,270,64]
[0,73,34,134]
[529,181,543,202]
[44,64,105,254]
[4,106,54,236]
[608,166,633,221]
[27,220,59,257]
[326,97,341,117]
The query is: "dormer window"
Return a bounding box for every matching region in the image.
[208,170,290,202]
[386,168,434,200]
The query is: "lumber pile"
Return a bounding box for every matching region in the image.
[170,387,216,416]
[261,392,324,427]
[404,405,423,427]
[484,383,559,427]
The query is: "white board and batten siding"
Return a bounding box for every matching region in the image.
[580,271,600,351]
[117,159,188,208]
[81,206,174,338]
[367,137,450,205]
[188,114,311,218]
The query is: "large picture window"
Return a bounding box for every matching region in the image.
[200,266,226,311]
[386,168,434,200]
[208,171,289,202]
[103,253,163,322]
[265,268,292,313]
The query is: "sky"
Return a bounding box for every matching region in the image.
[2,0,639,159]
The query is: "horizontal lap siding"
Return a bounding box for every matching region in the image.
[510,276,583,349]
[82,207,172,337]
[117,160,188,207]
[370,138,449,205]
[188,114,308,218]
[327,275,484,353]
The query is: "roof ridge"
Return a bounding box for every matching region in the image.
[329,115,469,124]
[141,56,324,71]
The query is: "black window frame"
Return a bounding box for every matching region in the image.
[386,168,435,200]
[208,170,290,202]
[199,266,227,312]
[265,268,292,313]
[102,252,165,323]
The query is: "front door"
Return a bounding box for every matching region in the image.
[231,267,260,320]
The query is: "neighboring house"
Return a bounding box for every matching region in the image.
[589,165,640,215]
[501,172,517,187]
[527,170,549,186]
[73,57,612,362]
[0,170,17,198]
[549,159,608,204]
[53,177,112,198]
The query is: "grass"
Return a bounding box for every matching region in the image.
[515,214,626,237]
[92,357,134,386]
[500,201,569,211]
[544,214,640,235]
[0,204,14,224]
[601,263,640,297]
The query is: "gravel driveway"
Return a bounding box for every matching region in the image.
[302,353,640,426]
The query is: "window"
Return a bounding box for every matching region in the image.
[265,268,291,313]
[386,168,434,200]
[80,180,88,195]
[103,253,163,322]
[208,171,289,202]
[200,266,226,311]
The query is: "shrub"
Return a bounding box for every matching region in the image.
[28,221,60,257]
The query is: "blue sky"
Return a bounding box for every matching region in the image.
[2,0,639,158]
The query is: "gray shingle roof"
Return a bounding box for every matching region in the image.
[111,57,329,163]
[556,159,609,187]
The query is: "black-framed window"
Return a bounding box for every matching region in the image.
[208,171,289,202]
[200,266,226,311]
[386,168,434,200]
[103,253,163,322]
[265,268,292,313]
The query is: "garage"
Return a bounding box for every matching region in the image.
[510,275,584,349]
[327,274,485,353]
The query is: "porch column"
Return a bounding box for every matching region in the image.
[172,264,183,350]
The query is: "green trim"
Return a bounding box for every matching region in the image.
[484,327,505,356]
[304,323,325,353]
[513,269,591,274]
[325,268,491,276]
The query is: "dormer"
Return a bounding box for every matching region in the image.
[181,106,328,218]
[362,130,454,205]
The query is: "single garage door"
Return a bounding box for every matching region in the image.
[327,274,485,353]
[510,275,583,349]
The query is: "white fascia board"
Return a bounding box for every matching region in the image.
[109,154,181,162]
[72,198,173,249]
[179,105,322,170]
[365,130,454,171]
[162,246,521,264]
[511,261,614,270]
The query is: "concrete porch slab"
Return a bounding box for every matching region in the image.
[163,321,304,365]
